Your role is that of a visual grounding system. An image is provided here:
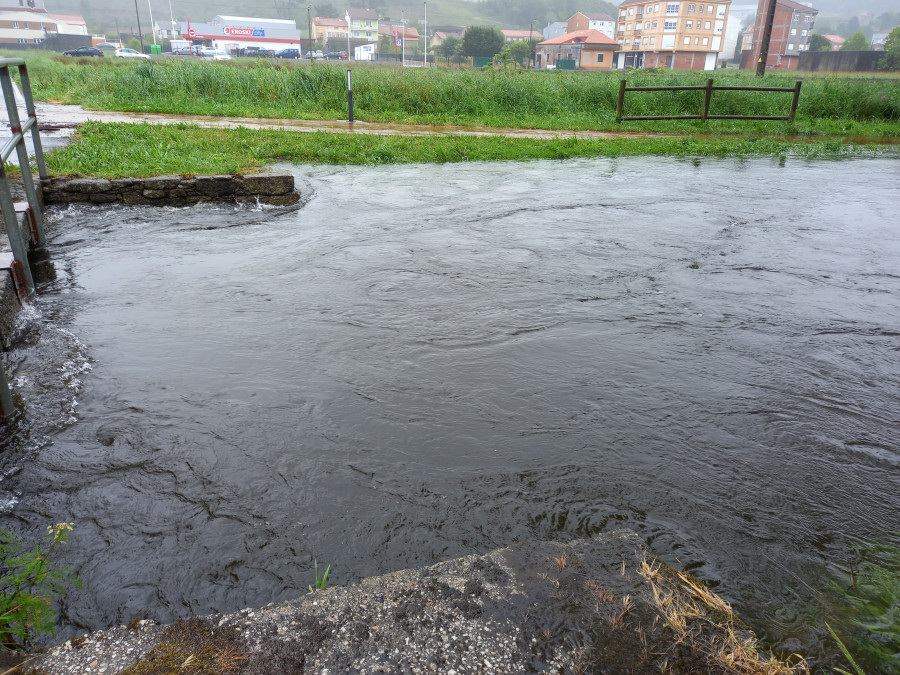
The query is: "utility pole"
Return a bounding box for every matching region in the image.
[529,20,534,68]
[308,6,314,62]
[423,1,427,68]
[755,0,778,76]
[133,0,144,53]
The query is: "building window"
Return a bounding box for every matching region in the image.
[790,28,796,35]
[705,21,711,29]
[17,38,26,43]
[628,8,634,14]
[365,20,371,26]
[596,52,604,62]
[650,36,655,44]
[801,29,807,36]
[788,42,794,50]
[699,4,703,11]
[634,38,641,45]
[688,2,694,9]
[626,23,632,30]
[708,4,713,11]
[652,20,658,27]
[624,38,630,45]
[664,20,677,30]
[702,36,708,44]
[683,36,690,44]
[23,22,28,28]
[695,36,699,43]
[13,21,18,28]
[34,38,41,43]
[621,10,626,16]
[666,3,679,14]
[655,4,660,11]
[645,21,650,28]
[40,22,44,28]
[686,20,692,27]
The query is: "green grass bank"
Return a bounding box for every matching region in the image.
[44,122,898,178]
[16,52,900,138]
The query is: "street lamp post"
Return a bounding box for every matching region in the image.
[423,1,427,68]
[529,21,534,68]
[147,0,157,45]
[401,9,405,66]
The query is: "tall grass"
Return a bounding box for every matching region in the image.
[14,52,900,135]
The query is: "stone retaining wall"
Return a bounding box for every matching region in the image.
[41,172,300,207]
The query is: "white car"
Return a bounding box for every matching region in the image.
[206,49,231,61]
[115,48,150,59]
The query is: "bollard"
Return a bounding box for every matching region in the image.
[347,69,354,124]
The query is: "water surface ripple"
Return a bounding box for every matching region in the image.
[1,157,898,662]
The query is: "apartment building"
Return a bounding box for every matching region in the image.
[616,0,731,70]
[740,0,817,70]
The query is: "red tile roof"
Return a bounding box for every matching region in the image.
[538,29,619,46]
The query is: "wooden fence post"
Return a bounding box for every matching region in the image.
[616,79,627,122]
[702,78,714,121]
[788,80,802,122]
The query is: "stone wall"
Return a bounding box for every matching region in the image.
[41,172,300,207]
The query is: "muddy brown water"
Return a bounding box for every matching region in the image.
[1,157,898,665]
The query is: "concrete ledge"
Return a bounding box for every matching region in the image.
[23,532,802,675]
[41,172,300,207]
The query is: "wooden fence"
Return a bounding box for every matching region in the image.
[615,78,802,122]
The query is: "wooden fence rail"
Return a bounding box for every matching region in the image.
[615,78,802,122]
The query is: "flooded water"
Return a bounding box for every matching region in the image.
[1,156,899,664]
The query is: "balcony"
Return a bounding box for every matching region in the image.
[633,28,642,35]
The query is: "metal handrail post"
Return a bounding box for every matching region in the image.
[16,64,48,179]
[0,163,35,299]
[0,354,14,422]
[0,66,45,245]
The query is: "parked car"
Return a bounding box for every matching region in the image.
[203,49,231,61]
[275,48,300,59]
[115,48,150,59]
[95,42,119,52]
[172,46,200,55]
[324,51,347,60]
[241,46,275,58]
[63,46,103,57]
[304,50,324,59]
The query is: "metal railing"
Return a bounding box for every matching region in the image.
[1,56,48,422]
[616,78,803,122]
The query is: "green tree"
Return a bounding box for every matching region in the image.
[462,25,505,58]
[878,26,900,71]
[840,31,870,51]
[437,36,461,60]
[808,33,833,51]
[507,40,531,65]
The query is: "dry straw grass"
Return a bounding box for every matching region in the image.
[639,559,809,675]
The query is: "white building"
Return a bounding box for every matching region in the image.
[180,15,302,52]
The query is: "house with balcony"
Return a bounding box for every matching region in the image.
[535,29,619,69]
[346,7,378,42]
[566,12,617,39]
[739,0,817,70]
[616,0,731,70]
[0,11,54,44]
[313,17,348,46]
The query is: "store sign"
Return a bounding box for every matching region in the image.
[223,27,265,37]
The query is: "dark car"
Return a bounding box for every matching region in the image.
[324,51,347,60]
[275,48,300,59]
[241,46,276,57]
[63,46,103,57]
